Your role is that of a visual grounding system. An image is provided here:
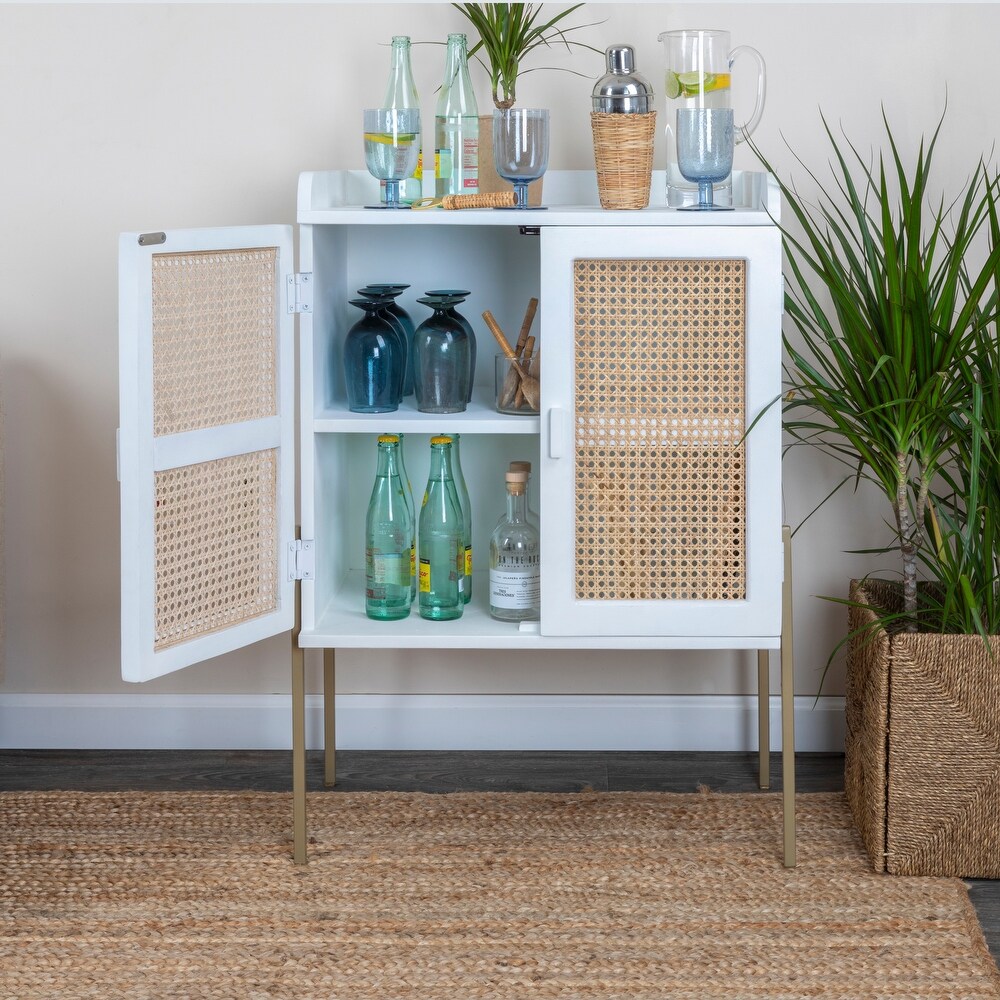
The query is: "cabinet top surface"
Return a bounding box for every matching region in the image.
[298,170,781,227]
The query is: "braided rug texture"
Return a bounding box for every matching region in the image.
[1,790,998,1000]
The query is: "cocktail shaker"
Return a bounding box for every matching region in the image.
[592,45,653,114]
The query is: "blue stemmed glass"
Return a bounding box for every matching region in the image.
[676,108,735,212]
[363,108,421,209]
[492,108,549,209]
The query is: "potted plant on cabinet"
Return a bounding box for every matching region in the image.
[453,2,600,200]
[756,114,1000,877]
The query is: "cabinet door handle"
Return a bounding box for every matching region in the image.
[548,407,567,459]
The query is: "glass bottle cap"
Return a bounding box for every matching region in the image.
[378,434,400,443]
[506,470,529,483]
[431,435,453,445]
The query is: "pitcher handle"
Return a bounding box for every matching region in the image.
[728,44,766,142]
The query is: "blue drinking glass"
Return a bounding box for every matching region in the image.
[675,107,735,211]
[343,297,403,413]
[425,289,476,403]
[361,283,415,397]
[413,295,471,413]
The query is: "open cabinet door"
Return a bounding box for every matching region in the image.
[118,225,297,682]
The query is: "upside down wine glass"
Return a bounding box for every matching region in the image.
[492,108,549,209]
[363,108,421,209]
[675,107,734,211]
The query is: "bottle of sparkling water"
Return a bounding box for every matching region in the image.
[418,436,465,620]
[447,433,473,603]
[395,432,417,602]
[365,434,413,620]
[489,470,540,622]
[382,35,423,204]
[434,33,479,197]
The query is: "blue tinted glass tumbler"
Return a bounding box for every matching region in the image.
[675,107,734,211]
[362,284,415,396]
[363,108,421,210]
[343,297,403,413]
[425,289,476,403]
[413,295,471,413]
[492,108,549,208]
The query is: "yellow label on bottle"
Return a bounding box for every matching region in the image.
[464,545,473,577]
[413,149,423,181]
[410,544,416,578]
[421,491,428,507]
[419,558,431,593]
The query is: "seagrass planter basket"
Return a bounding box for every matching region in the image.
[845,578,1000,877]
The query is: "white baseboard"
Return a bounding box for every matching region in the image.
[0,693,845,752]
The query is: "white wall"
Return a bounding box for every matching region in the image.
[0,4,995,741]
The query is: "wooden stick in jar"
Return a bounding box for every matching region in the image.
[513,335,536,409]
[500,298,539,408]
[482,310,540,410]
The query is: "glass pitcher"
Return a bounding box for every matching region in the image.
[658,29,765,208]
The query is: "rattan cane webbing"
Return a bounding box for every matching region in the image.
[153,449,279,650]
[574,258,746,601]
[152,248,278,438]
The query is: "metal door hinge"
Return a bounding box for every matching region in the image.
[287,272,314,314]
[287,539,315,581]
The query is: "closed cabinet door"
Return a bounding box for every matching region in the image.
[118,225,297,681]
[539,226,783,638]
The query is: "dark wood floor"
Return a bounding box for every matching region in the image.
[1,750,996,964]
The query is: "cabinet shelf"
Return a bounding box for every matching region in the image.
[314,387,539,434]
[299,572,780,651]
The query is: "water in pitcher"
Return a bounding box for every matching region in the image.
[660,29,766,209]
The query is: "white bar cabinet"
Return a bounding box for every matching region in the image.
[118,170,795,866]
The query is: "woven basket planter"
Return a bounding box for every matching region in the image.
[845,579,1000,877]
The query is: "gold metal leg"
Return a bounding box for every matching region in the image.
[291,585,308,865]
[323,649,336,787]
[781,524,797,868]
[757,650,770,790]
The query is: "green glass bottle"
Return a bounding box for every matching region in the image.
[365,434,413,621]
[418,435,465,621]
[382,36,423,204]
[396,432,417,603]
[449,433,473,603]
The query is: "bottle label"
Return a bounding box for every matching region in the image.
[489,569,540,610]
[366,550,409,596]
[419,558,431,593]
[462,136,479,187]
[410,544,416,579]
[435,148,453,180]
[464,545,473,577]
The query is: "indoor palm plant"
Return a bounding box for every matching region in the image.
[757,114,1000,876]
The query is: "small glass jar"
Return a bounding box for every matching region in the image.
[494,350,540,415]
[413,294,471,413]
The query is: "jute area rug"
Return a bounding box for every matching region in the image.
[1,790,998,999]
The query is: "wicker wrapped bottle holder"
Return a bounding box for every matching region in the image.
[590,46,656,210]
[591,112,657,209]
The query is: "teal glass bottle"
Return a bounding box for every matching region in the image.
[434,33,479,197]
[382,36,423,204]
[395,432,417,602]
[418,435,465,620]
[449,432,473,603]
[365,434,413,620]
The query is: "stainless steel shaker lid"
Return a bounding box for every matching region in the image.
[592,44,653,113]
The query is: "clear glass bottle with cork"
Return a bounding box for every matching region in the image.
[489,469,540,622]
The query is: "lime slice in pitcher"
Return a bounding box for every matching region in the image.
[665,71,681,99]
